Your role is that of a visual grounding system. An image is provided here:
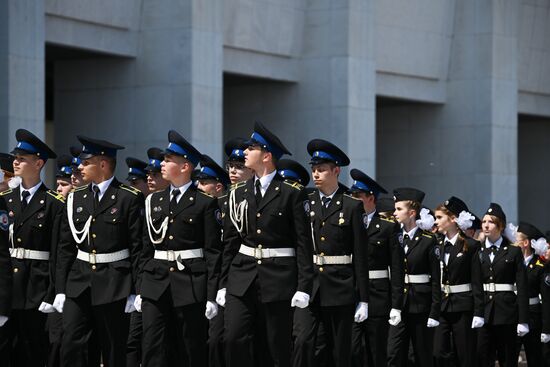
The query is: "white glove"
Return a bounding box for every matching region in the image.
[0,315,7,327]
[427,318,440,328]
[53,294,66,313]
[38,302,56,313]
[290,291,310,309]
[354,302,369,323]
[125,294,137,313]
[517,323,529,337]
[541,333,550,344]
[133,295,142,313]
[388,308,402,326]
[471,316,485,329]
[205,301,218,320]
[216,288,226,308]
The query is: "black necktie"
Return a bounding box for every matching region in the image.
[444,241,453,254]
[92,186,100,209]
[255,180,262,205]
[21,190,30,212]
[171,189,181,211]
[322,197,331,208]
[403,234,410,249]
[489,245,497,256]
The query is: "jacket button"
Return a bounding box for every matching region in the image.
[170,219,174,223]
[169,267,175,272]
[257,213,261,218]
[257,229,261,234]
[489,295,493,299]
[91,265,96,270]
[319,267,324,272]
[404,288,407,293]
[169,235,174,240]
[92,250,96,254]
[320,252,325,256]
[92,218,96,222]
[92,234,97,238]
[320,237,325,241]
[258,245,262,249]
[257,260,262,265]
[17,238,21,243]
[13,268,18,273]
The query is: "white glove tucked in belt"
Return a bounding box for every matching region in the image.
[517,323,529,337]
[125,295,137,313]
[427,318,440,328]
[53,294,66,313]
[541,333,550,344]
[471,316,484,329]
[388,308,401,326]
[291,291,310,309]
[216,288,226,307]
[354,302,368,323]
[0,315,7,327]
[134,295,142,313]
[38,302,56,314]
[205,301,218,320]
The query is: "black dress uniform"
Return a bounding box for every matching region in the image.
[476,203,529,367]
[222,122,314,367]
[139,131,222,367]
[432,197,484,367]
[348,169,404,367]
[0,197,13,361]
[0,130,64,367]
[387,188,441,367]
[541,261,550,367]
[57,136,144,367]
[513,222,546,366]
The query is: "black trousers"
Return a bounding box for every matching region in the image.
[476,324,517,367]
[126,311,143,367]
[292,302,354,367]
[515,320,542,367]
[387,312,434,367]
[209,305,225,367]
[61,290,129,367]
[224,280,293,367]
[141,290,206,367]
[0,309,48,367]
[433,311,475,367]
[351,315,388,367]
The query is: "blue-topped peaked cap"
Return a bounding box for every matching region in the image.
[145,147,165,173]
[77,135,124,159]
[165,130,201,166]
[125,157,148,181]
[349,168,388,197]
[0,153,14,174]
[197,154,230,187]
[444,196,469,217]
[276,159,310,186]
[224,137,248,163]
[11,129,57,161]
[56,154,73,178]
[246,121,291,160]
[69,146,82,166]
[307,139,350,167]
[393,187,425,204]
[484,202,506,223]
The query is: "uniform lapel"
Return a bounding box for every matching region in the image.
[94,179,118,216]
[367,214,381,236]
[322,188,344,221]
[310,191,323,230]
[11,187,22,226]
[448,237,462,264]
[19,184,47,224]
[257,176,281,212]
[83,184,95,215]
[406,229,422,254]
[492,238,510,264]
[171,185,196,217]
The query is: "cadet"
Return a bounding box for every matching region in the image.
[348,169,403,367]
[224,137,254,184]
[387,188,440,367]
[476,203,529,367]
[292,140,369,367]
[196,154,230,197]
[69,146,86,187]
[0,129,65,366]
[55,136,144,367]
[0,153,15,192]
[541,246,550,365]
[432,197,484,367]
[137,130,222,367]
[56,155,74,198]
[276,159,310,187]
[221,122,314,367]
[0,197,13,360]
[126,157,150,196]
[145,147,169,193]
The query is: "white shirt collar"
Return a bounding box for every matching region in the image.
[92,176,115,197]
[445,232,459,245]
[255,170,277,191]
[524,254,533,266]
[403,226,419,240]
[20,181,43,202]
[485,236,503,249]
[171,181,193,200]
[319,187,339,201]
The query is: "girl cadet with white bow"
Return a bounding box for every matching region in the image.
[512,222,547,366]
[476,203,529,367]
[540,244,550,366]
[387,188,441,367]
[432,196,484,367]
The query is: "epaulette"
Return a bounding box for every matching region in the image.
[380,217,395,223]
[119,183,140,196]
[230,181,246,191]
[0,189,12,196]
[73,185,88,192]
[343,193,360,201]
[308,191,315,196]
[422,233,433,238]
[198,190,214,198]
[47,190,66,203]
[284,180,303,190]
[536,259,545,267]
[218,194,228,199]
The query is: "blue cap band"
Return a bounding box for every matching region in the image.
[311,151,339,165]
[60,166,72,175]
[199,166,219,180]
[230,149,244,159]
[129,167,146,177]
[351,180,379,196]
[149,158,161,168]
[82,145,117,157]
[71,157,81,166]
[278,169,300,181]
[15,141,48,159]
[250,132,284,159]
[166,142,199,165]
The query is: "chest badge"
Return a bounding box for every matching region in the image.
[9,211,14,217]
[37,212,45,219]
[76,207,83,213]
[111,207,118,214]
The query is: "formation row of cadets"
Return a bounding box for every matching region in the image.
[0,123,549,367]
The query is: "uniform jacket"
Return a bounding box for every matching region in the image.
[0,197,13,316]
[56,178,144,305]
[307,188,369,307]
[221,175,314,302]
[541,262,550,333]
[478,237,529,325]
[1,184,64,309]
[138,185,222,306]
[524,254,545,328]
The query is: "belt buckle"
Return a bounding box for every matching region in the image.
[404,274,410,284]
[167,250,176,262]
[488,283,495,293]
[254,248,263,259]
[16,248,25,259]
[89,253,96,265]
[443,285,451,294]
[316,255,325,266]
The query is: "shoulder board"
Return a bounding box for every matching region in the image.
[283,180,303,190]
[47,190,66,203]
[0,189,12,196]
[343,193,360,201]
[119,184,140,196]
[308,191,315,196]
[422,232,433,238]
[230,181,246,191]
[218,194,228,199]
[380,217,395,223]
[198,190,214,198]
[73,185,88,192]
[536,260,544,267]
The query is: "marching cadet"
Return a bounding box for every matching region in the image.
[541,244,550,366]
[432,197,484,367]
[292,140,369,367]
[276,159,310,187]
[126,157,150,196]
[224,137,254,184]
[69,146,86,187]
[145,147,169,193]
[387,188,440,367]
[220,122,314,367]
[55,136,144,367]
[348,169,403,367]
[513,222,547,366]
[196,154,230,197]
[476,203,529,367]
[137,130,222,367]
[56,155,74,198]
[0,129,65,366]
[0,197,13,360]
[0,153,15,192]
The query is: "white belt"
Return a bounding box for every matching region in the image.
[483,283,516,292]
[529,296,541,305]
[442,283,472,294]
[369,269,389,279]
[313,254,352,265]
[77,249,130,264]
[239,244,295,259]
[154,249,204,261]
[10,248,50,261]
[404,274,431,284]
